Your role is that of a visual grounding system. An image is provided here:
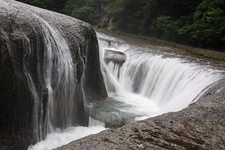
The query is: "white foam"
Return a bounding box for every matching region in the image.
[28,125,105,150]
[98,31,224,120]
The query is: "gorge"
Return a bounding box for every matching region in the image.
[0,0,225,150]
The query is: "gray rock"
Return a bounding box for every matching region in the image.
[0,0,107,149]
[104,49,127,66]
[55,80,225,150]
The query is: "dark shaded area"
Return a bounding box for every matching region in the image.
[83,28,108,98]
[16,0,225,50]
[0,20,46,149]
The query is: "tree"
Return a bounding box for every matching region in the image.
[64,0,105,25]
[179,0,225,48]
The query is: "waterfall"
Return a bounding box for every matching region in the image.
[36,16,78,132]
[1,3,88,141]
[28,31,224,150]
[1,1,107,149]
[1,1,225,149]
[98,32,224,120]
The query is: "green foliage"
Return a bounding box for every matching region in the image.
[115,30,124,35]
[179,0,225,48]
[156,16,178,40]
[16,0,225,50]
[193,0,225,45]
[64,0,105,24]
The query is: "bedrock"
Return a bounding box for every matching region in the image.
[56,80,225,149]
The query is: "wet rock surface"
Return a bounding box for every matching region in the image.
[55,80,225,150]
[87,97,137,128]
[104,49,127,66]
[0,0,107,149]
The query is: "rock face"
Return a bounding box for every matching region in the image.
[55,80,225,150]
[104,49,127,66]
[0,0,107,149]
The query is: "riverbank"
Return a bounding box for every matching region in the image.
[95,28,225,62]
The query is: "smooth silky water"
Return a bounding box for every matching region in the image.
[29,32,224,150]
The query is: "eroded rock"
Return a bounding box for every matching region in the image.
[104,49,127,66]
[0,0,107,149]
[55,80,225,150]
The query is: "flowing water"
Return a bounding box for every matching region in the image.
[96,32,223,121]
[36,14,78,132]
[2,0,223,149]
[28,118,105,150]
[28,32,224,150]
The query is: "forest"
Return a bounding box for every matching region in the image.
[16,0,225,50]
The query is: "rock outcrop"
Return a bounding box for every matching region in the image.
[55,80,225,150]
[0,0,107,149]
[104,49,127,66]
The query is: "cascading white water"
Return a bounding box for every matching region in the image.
[27,13,105,150]
[98,32,224,120]
[28,118,105,150]
[1,1,105,149]
[36,15,77,132]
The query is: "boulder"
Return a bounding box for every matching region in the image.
[104,49,127,66]
[0,0,107,149]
